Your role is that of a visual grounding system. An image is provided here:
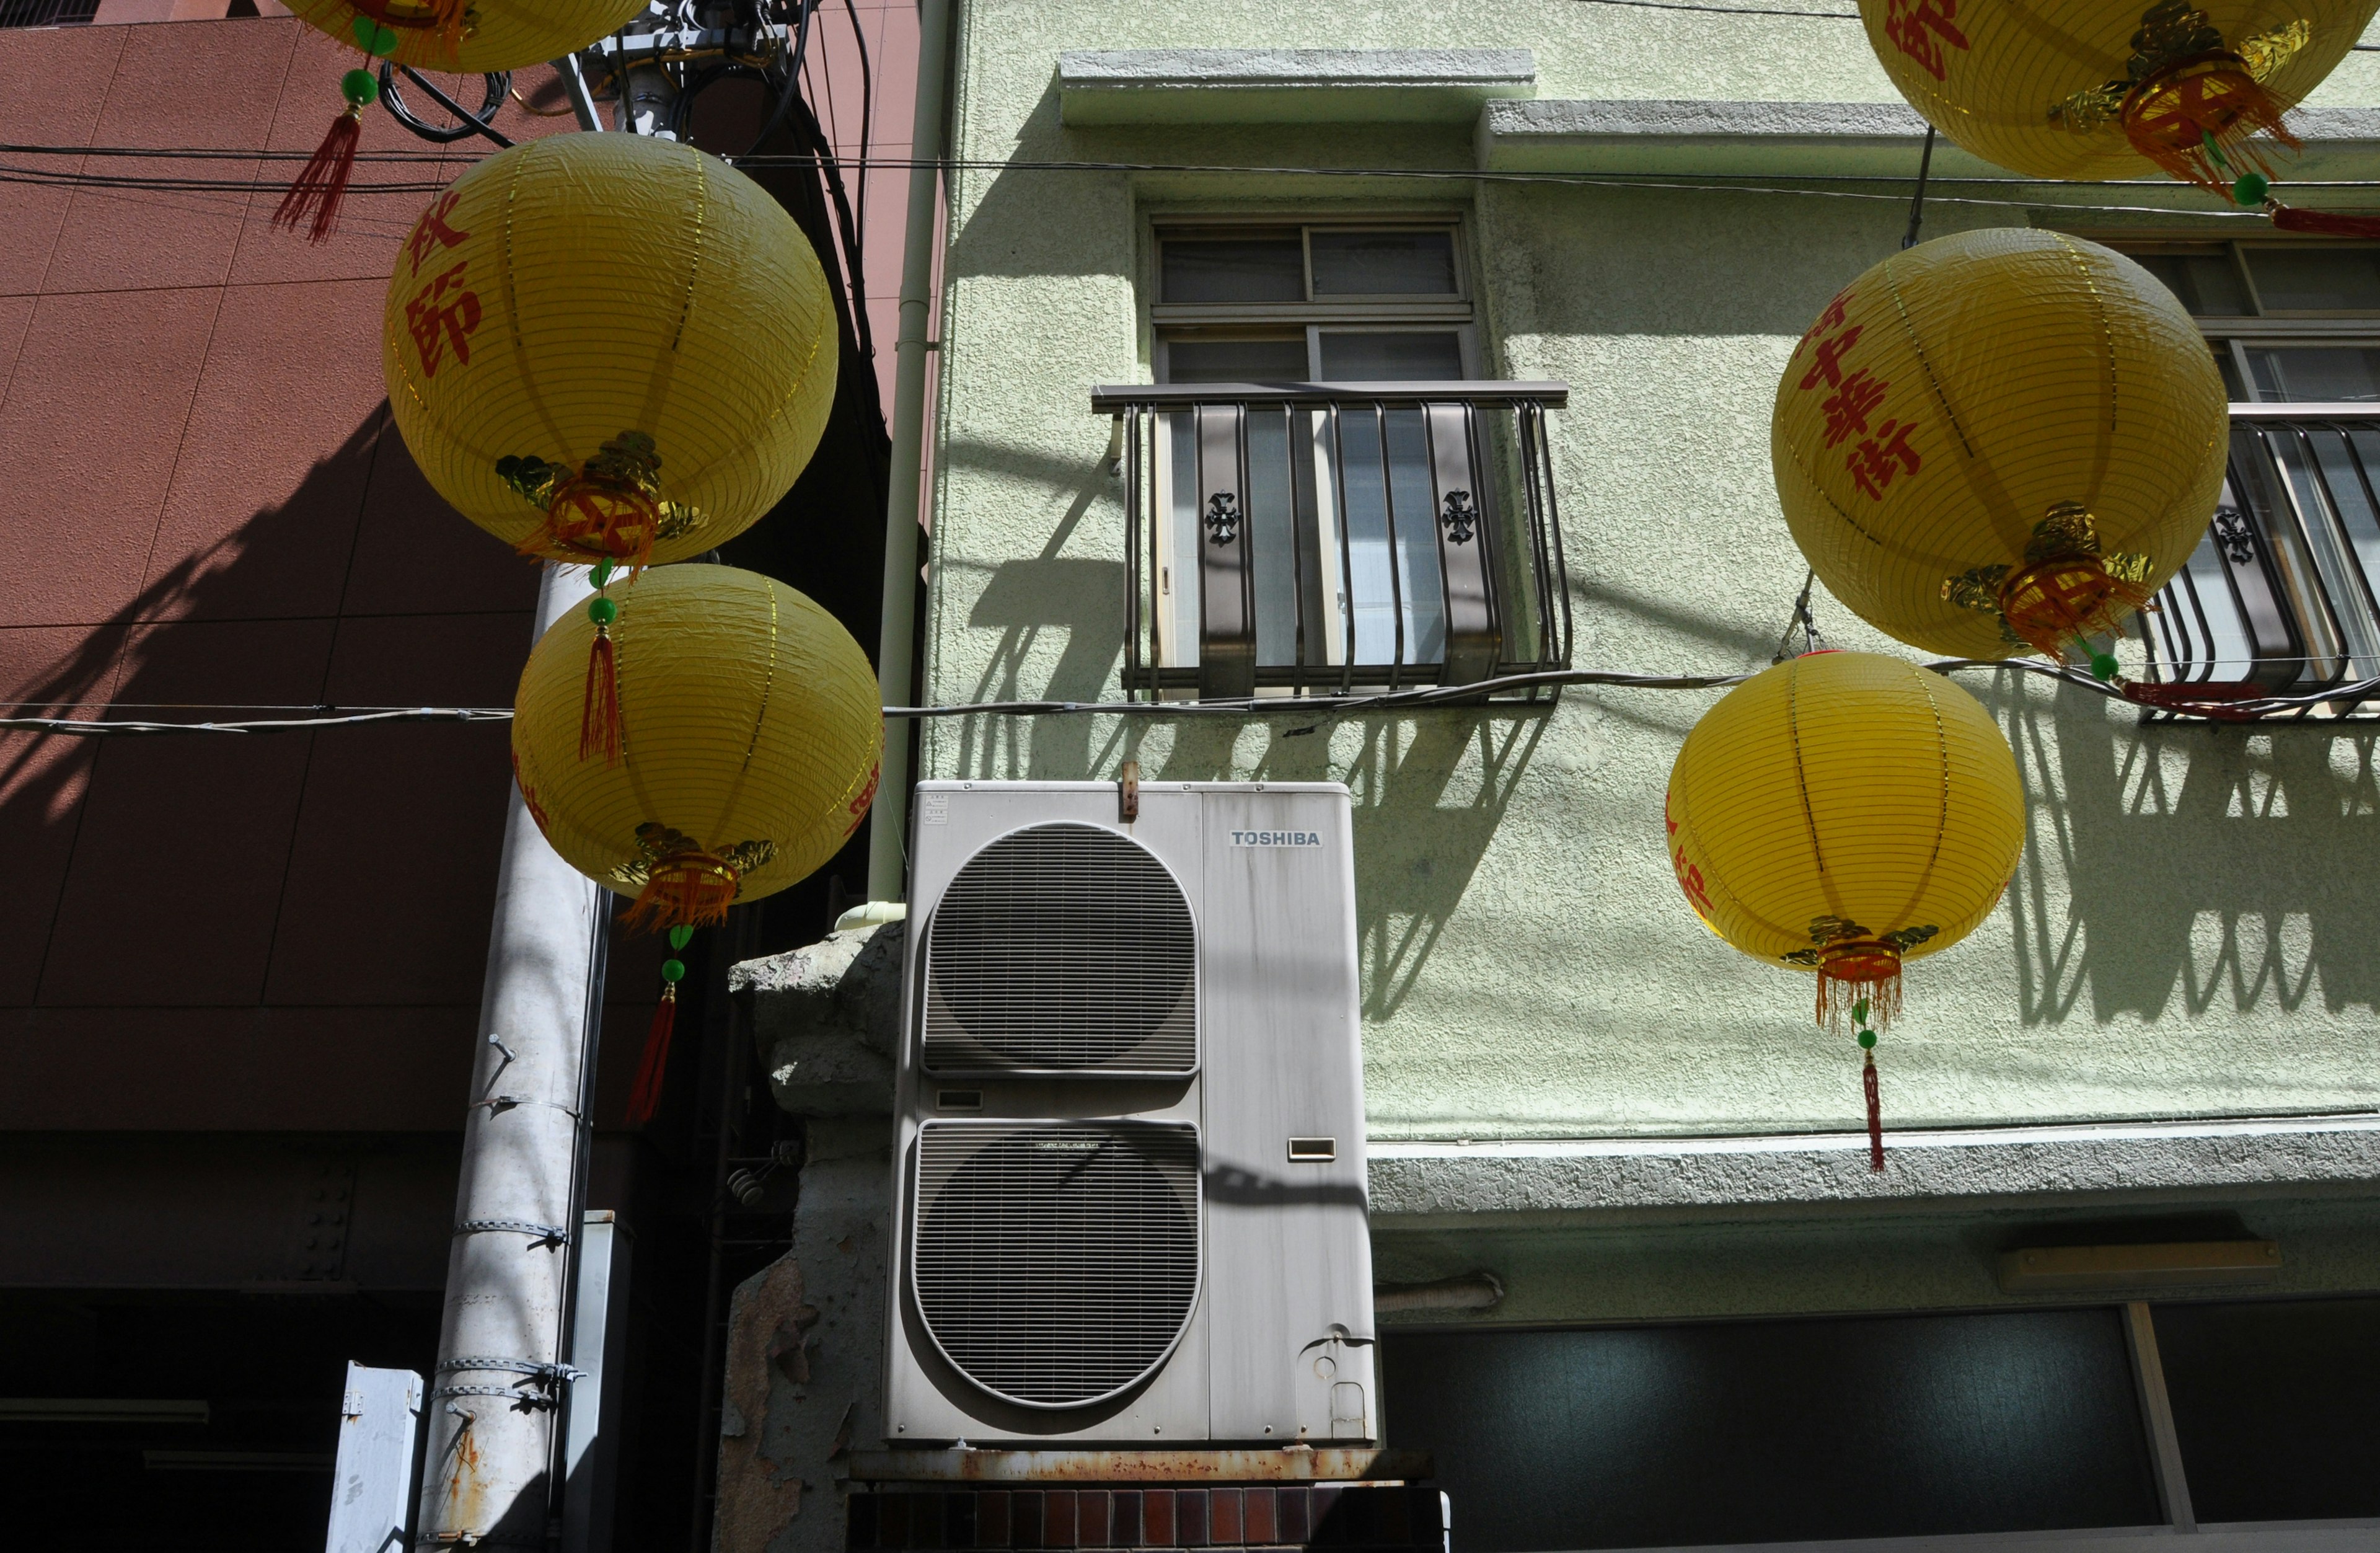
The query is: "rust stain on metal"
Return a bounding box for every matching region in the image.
[845,1447,1433,1485]
[447,1425,489,1534]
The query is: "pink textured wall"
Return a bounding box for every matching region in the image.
[0,17,666,1132]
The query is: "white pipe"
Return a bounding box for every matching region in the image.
[866,0,955,901]
[416,563,609,1547]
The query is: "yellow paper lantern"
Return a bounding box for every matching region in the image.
[384,134,838,570]
[1665,651,2025,1164]
[512,564,882,932]
[1771,228,2228,670]
[286,0,650,73]
[1859,0,2379,194]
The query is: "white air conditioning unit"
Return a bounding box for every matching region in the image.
[883,780,1375,1446]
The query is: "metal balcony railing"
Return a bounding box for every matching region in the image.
[0,0,97,26]
[2141,404,2380,719]
[1092,381,1572,702]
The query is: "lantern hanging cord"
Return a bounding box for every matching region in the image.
[6,665,2376,735]
[1902,126,1934,250]
[1771,569,1829,663]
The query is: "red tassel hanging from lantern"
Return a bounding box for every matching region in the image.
[1854,999,1885,1174]
[1862,1052,1885,1173]
[579,562,622,765]
[273,79,372,245]
[276,17,395,246]
[624,929,693,1126]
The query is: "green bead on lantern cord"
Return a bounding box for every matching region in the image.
[588,595,619,626]
[1858,1029,1878,1050]
[340,68,379,108]
[661,958,686,984]
[2089,650,2122,683]
[2234,171,2272,208]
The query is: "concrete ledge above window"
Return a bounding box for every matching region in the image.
[1369,1112,2380,1227]
[1477,97,2380,179]
[1057,48,1536,126]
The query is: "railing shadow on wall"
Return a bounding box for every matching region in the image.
[940,423,1554,1022]
[1997,674,2380,1027]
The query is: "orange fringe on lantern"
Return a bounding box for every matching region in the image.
[625,853,740,933]
[1998,555,2153,661]
[518,478,666,575]
[625,983,676,1125]
[580,623,620,764]
[2122,55,2298,197]
[1815,940,1903,1032]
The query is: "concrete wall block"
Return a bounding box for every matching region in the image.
[734,923,907,1118]
[713,1123,895,1553]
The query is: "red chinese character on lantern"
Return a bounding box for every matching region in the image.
[403,191,470,279]
[404,260,482,378]
[1796,291,1853,358]
[1847,419,1923,500]
[1822,369,1890,449]
[1884,0,1970,82]
[1673,846,1716,916]
[1798,325,1864,392]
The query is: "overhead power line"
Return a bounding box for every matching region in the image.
[3,662,2366,734]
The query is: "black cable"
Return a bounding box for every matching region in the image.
[788,92,875,364]
[842,0,872,253]
[743,0,818,159]
[377,65,515,148]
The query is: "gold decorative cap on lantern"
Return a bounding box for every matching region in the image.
[511,565,883,932]
[383,134,837,570]
[1771,228,2229,663]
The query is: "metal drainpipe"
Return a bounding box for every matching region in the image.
[416,562,609,1549]
[866,0,955,901]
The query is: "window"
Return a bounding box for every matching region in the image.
[1119,221,1566,697]
[2120,242,2380,709]
[1383,1311,2162,1551]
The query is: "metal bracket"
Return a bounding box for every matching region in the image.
[438,1357,586,1384]
[1118,759,1140,823]
[454,1219,572,1248]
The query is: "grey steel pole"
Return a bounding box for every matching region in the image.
[417,562,608,1549]
[866,0,954,901]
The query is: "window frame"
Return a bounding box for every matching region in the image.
[1141,213,1491,684]
[2093,234,2380,708]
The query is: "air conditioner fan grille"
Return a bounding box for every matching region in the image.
[923,823,1195,1071]
[912,1123,1200,1408]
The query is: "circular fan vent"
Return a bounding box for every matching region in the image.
[912,1123,1201,1408]
[923,823,1195,1072]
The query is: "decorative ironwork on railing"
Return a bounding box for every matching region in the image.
[2141,404,2380,719]
[1093,381,1572,702]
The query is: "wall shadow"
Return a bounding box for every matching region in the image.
[2002,678,2380,1023]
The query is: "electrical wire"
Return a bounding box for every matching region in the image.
[1556,0,1857,15]
[7,662,2371,734]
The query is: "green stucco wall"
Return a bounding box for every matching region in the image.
[918,0,2380,1148]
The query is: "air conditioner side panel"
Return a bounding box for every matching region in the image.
[1197,789,1374,1443]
